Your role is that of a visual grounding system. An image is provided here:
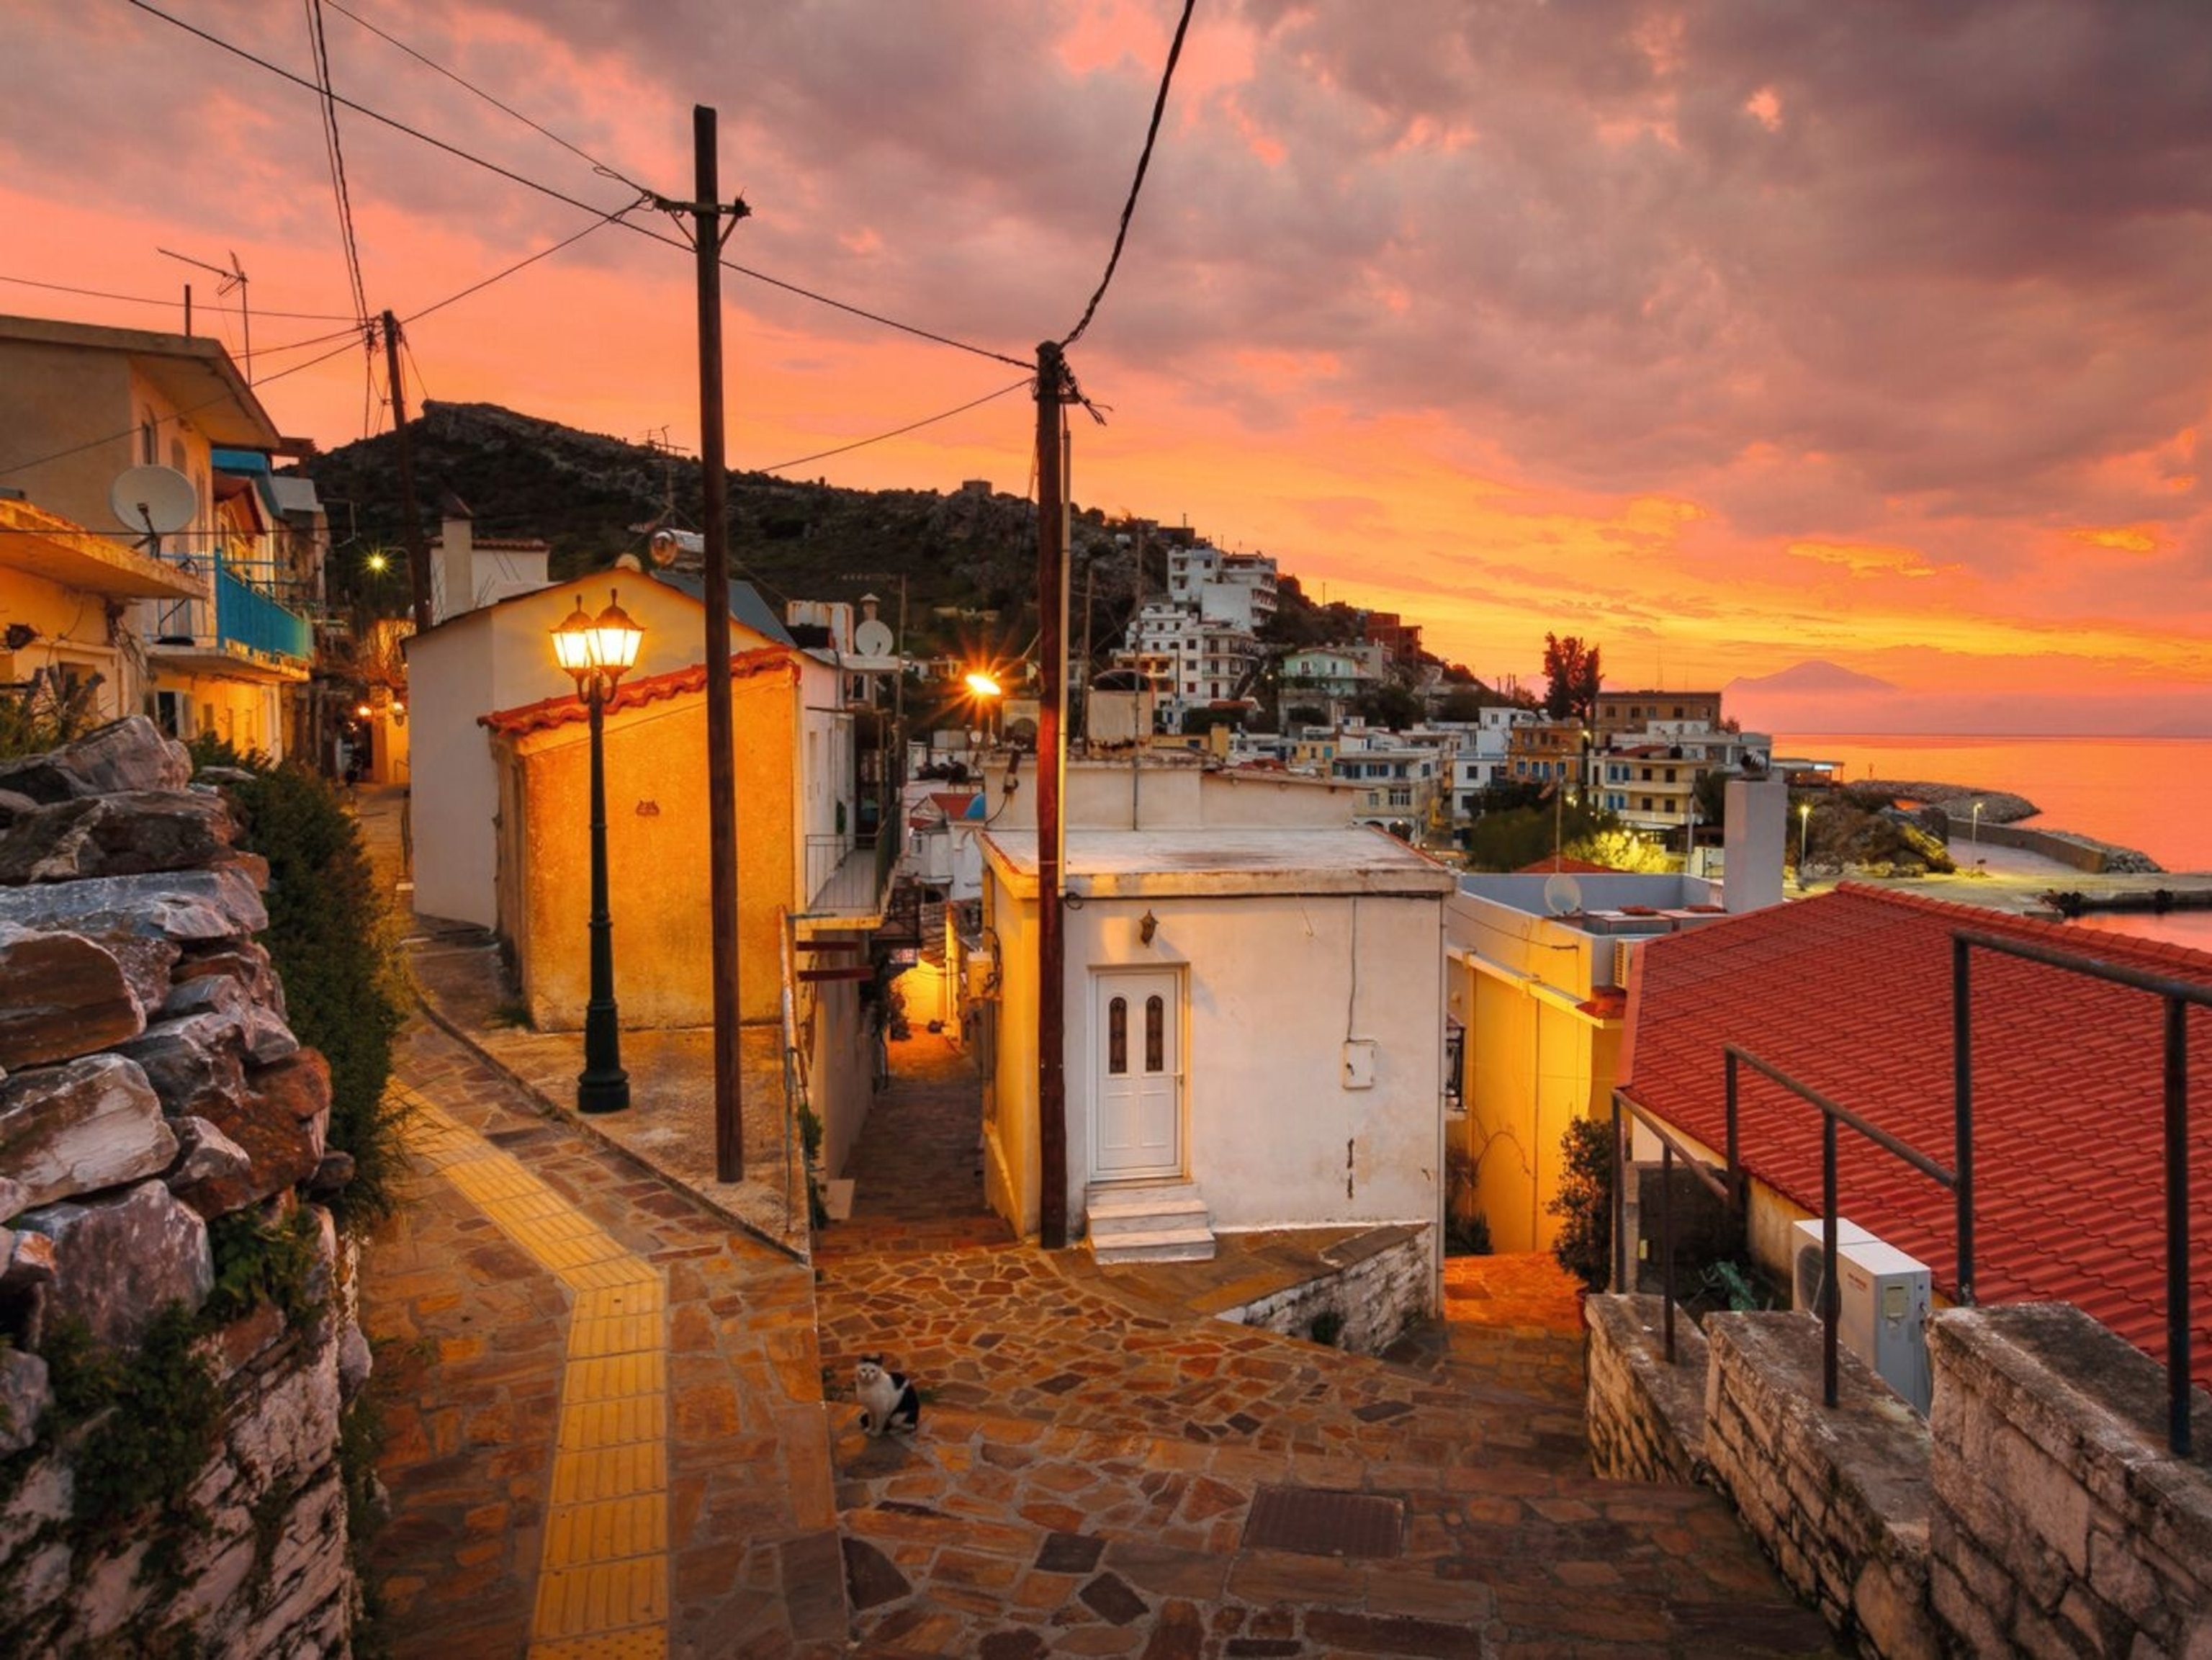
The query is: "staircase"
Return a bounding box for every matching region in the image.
[1083,1180,1216,1262]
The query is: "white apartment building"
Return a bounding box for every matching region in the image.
[1125,601,1263,729]
[1598,718,1772,835]
[1447,706,1538,814]
[1166,543,1277,632]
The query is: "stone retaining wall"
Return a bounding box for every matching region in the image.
[1585,1293,1707,1484]
[0,719,363,1651]
[1934,810,2112,873]
[1928,1304,2212,1656]
[1589,1295,2212,1658]
[1220,1224,1431,1355]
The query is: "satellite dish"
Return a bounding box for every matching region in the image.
[1542,872,1585,917]
[853,617,895,657]
[109,465,197,539]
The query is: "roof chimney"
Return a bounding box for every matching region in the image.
[1724,776,1787,913]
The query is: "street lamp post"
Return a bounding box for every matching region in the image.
[552,591,645,1114]
[1797,799,1812,888]
[1971,799,1982,852]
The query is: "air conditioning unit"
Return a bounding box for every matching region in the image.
[1610,936,1646,988]
[1791,1218,1933,1414]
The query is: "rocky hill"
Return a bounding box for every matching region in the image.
[300,402,1157,660]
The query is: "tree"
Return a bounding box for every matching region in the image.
[1353,683,1422,731]
[1435,687,1488,724]
[1542,634,1603,722]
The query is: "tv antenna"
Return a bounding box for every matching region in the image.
[158,247,251,380]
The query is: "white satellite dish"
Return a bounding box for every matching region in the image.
[109,465,197,542]
[853,617,895,657]
[1542,871,1585,917]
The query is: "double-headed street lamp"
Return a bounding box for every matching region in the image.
[552,591,645,1114]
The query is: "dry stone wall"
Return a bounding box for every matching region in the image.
[1220,1224,1432,1355]
[1584,1293,1707,1484]
[0,717,362,1652]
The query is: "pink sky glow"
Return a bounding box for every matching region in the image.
[4,1,2211,732]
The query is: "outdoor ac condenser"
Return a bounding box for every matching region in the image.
[1790,1217,1934,1414]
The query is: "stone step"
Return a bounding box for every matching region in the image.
[1086,1194,1212,1234]
[1089,1226,1218,1263]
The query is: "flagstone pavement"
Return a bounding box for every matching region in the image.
[352,786,1838,1656]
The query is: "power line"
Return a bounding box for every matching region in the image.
[323,0,650,197]
[1061,0,1197,349]
[125,0,1032,370]
[760,377,1032,473]
[304,0,372,326]
[0,274,358,322]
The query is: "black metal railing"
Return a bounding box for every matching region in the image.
[1955,930,2201,1455]
[1726,1044,1966,1412]
[1609,1089,1737,1363]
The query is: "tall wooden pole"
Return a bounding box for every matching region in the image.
[693,107,747,1183]
[383,310,431,633]
[1035,341,1069,1249]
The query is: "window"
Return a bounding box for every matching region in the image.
[1641,797,1655,812]
[1145,996,1164,1072]
[1108,997,1128,1074]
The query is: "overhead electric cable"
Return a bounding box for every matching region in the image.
[323,0,651,196]
[0,274,358,322]
[305,0,372,326]
[127,1,1032,370]
[1061,0,1197,348]
[760,377,1033,473]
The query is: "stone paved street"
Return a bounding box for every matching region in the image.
[353,786,1839,1655]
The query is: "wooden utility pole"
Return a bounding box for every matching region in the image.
[1035,341,1069,1249]
[382,310,432,632]
[681,107,751,1183]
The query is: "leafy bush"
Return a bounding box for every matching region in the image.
[1547,1115,1615,1292]
[204,1206,326,1327]
[0,668,107,761]
[190,738,411,1226]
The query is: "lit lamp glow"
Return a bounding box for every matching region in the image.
[552,591,645,1113]
[1797,799,1812,888]
[965,668,1004,745]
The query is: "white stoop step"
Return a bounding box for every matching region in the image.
[1084,1182,1216,1263]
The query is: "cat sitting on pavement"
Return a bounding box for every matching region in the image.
[853,1355,921,1437]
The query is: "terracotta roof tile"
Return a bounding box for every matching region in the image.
[479,647,796,736]
[1622,883,2212,1384]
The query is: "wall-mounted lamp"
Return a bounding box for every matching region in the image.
[1138,910,1159,945]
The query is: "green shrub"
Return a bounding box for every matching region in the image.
[45,1306,222,1549]
[191,740,411,1226]
[204,1206,326,1328]
[1547,1116,1615,1292]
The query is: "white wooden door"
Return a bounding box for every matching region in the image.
[1092,970,1182,1177]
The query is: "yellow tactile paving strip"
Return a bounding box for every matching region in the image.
[403,1092,670,1659]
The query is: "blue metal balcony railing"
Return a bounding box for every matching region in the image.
[146,548,311,668]
[215,560,313,663]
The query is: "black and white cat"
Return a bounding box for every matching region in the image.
[853,1355,921,1437]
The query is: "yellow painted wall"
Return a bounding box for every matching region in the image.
[980,870,1041,1236]
[505,665,799,1031]
[0,567,133,721]
[1455,961,1623,1254]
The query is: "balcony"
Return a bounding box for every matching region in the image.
[796,827,899,933]
[143,549,313,681]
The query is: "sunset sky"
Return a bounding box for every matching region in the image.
[6,1,2212,732]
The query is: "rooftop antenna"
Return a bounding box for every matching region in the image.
[158,247,251,380]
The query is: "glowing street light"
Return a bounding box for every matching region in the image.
[552,590,645,1114]
[1797,799,1812,888]
[1971,799,1982,851]
[965,668,1004,745]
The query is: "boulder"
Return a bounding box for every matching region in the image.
[0,1174,28,1224]
[180,1051,331,1212]
[114,1013,248,1121]
[0,865,269,945]
[171,941,287,1023]
[158,970,299,1060]
[0,788,39,828]
[165,1116,256,1219]
[0,791,234,884]
[0,1345,49,1455]
[17,1179,212,1349]
[0,716,190,803]
[0,923,143,1069]
[0,1054,176,1210]
[0,1225,58,1293]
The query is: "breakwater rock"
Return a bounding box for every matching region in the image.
[1861,779,2164,874]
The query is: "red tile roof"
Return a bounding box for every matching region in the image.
[1514,856,1618,874]
[1622,883,2212,1383]
[479,647,796,737]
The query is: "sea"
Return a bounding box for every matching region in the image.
[1775,732,2212,952]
